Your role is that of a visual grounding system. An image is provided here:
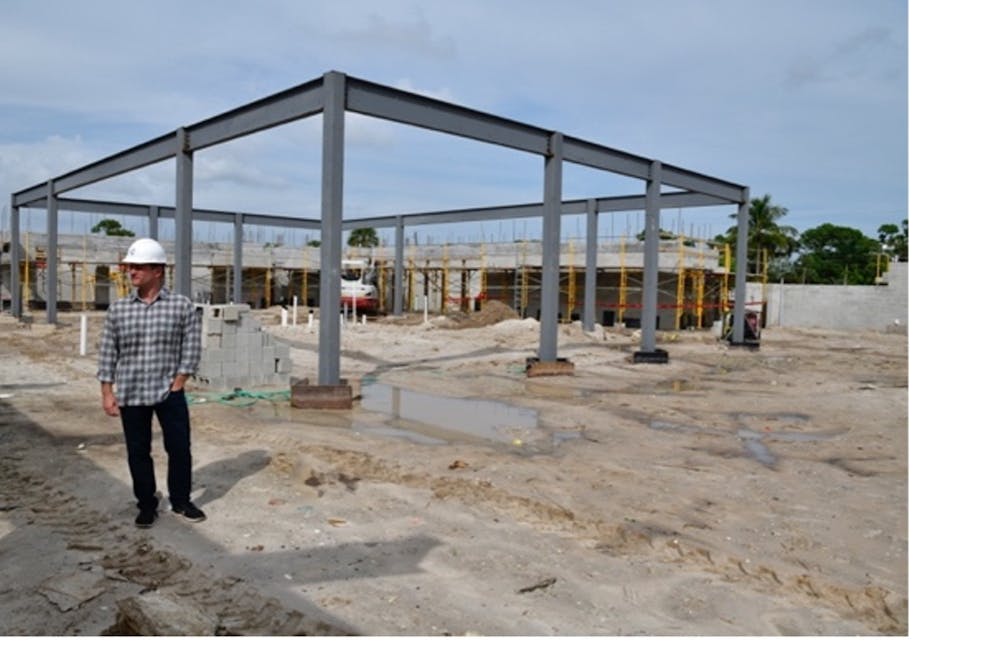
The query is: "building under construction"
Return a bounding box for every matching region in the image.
[1,232,732,331]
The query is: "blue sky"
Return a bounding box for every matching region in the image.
[1,0,909,246]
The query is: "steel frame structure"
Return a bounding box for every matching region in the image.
[8,69,753,385]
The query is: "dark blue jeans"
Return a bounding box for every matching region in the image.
[119,389,192,512]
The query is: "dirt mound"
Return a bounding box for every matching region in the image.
[448,300,520,329]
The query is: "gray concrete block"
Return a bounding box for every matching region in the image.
[196,360,222,378]
[240,332,262,348]
[223,361,249,376]
[205,318,223,335]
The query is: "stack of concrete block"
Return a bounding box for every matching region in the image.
[194,304,292,390]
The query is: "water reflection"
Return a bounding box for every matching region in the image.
[358,382,539,445]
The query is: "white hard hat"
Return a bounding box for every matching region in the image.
[122,238,167,264]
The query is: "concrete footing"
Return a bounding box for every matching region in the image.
[632,349,670,364]
[525,357,575,377]
[290,379,354,409]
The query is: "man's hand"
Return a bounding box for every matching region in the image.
[102,391,120,417]
[170,374,189,392]
[101,382,119,417]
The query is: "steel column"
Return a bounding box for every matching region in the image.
[393,215,404,316]
[233,212,244,304]
[148,204,159,240]
[174,128,193,297]
[583,198,598,332]
[538,132,563,362]
[640,161,662,351]
[318,71,346,385]
[731,190,751,344]
[46,181,58,324]
[10,202,20,318]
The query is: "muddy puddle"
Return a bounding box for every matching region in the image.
[648,410,846,469]
[354,382,579,451]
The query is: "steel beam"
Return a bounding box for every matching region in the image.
[583,198,598,332]
[318,71,346,385]
[731,191,751,344]
[9,203,20,318]
[346,77,549,155]
[148,204,159,240]
[640,162,662,351]
[17,189,734,236]
[233,213,244,304]
[174,128,193,297]
[55,135,176,196]
[393,216,404,316]
[46,181,58,323]
[538,133,563,362]
[186,79,324,151]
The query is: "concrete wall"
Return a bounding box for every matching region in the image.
[756,262,908,332]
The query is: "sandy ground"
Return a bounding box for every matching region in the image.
[0,304,907,636]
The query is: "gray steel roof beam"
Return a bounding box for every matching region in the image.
[596,191,732,212]
[21,197,150,216]
[13,134,175,205]
[186,78,325,150]
[18,189,733,234]
[55,134,176,197]
[346,77,550,155]
[563,137,744,202]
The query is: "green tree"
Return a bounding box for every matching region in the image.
[794,223,880,284]
[90,218,134,237]
[635,228,676,241]
[347,227,378,248]
[877,218,908,261]
[717,194,798,278]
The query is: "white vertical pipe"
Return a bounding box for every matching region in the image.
[79,314,87,356]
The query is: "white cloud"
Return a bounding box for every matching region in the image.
[1,0,909,240]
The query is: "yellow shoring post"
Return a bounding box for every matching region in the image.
[675,235,686,330]
[696,270,705,328]
[441,243,449,312]
[566,239,576,323]
[696,240,706,328]
[722,243,731,321]
[617,234,626,325]
[265,266,272,308]
[479,243,487,308]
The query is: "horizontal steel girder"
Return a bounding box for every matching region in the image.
[13,69,746,208]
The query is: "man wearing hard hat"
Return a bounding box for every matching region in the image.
[97,238,205,528]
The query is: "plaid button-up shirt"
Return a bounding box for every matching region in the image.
[97,287,202,406]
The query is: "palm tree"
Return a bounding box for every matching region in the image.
[720,194,798,276]
[347,227,379,248]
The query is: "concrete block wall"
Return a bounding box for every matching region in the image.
[194,304,292,390]
[760,262,908,332]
